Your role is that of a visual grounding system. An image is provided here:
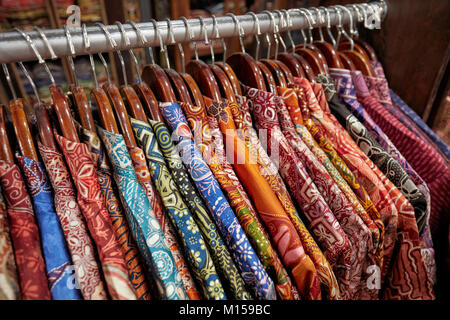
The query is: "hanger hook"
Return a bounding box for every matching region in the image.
[18,62,41,106]
[164,18,179,69]
[96,22,127,86]
[273,10,287,54]
[2,64,17,101]
[226,13,246,54]
[247,12,261,60]
[262,10,277,59]
[179,17,194,72]
[298,8,314,45]
[320,6,336,47]
[337,5,355,50]
[15,27,56,86]
[198,16,211,63]
[348,4,361,38]
[128,20,155,65]
[63,25,79,87]
[34,27,57,60]
[211,15,227,63]
[311,8,324,42]
[117,21,141,83]
[209,15,220,64]
[282,9,295,52]
[82,23,99,88]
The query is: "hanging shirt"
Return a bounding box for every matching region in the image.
[38,142,107,300]
[16,155,81,300]
[205,95,326,300]
[329,68,428,234]
[158,102,277,300]
[98,127,189,300]
[126,144,200,300]
[243,85,351,268]
[233,94,341,300]
[0,185,19,300]
[0,160,50,300]
[78,126,150,300]
[148,119,250,300]
[274,90,372,299]
[203,111,299,300]
[55,133,137,300]
[309,76,435,300]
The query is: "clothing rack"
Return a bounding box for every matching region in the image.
[0,1,387,64]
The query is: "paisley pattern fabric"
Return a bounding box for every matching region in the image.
[303,78,435,300]
[389,89,450,159]
[234,95,341,300]
[329,68,428,233]
[98,128,188,300]
[158,102,277,300]
[129,119,227,300]
[78,126,150,300]
[38,143,107,300]
[0,160,50,300]
[274,91,372,299]
[16,155,81,300]
[127,145,200,300]
[0,185,20,300]
[243,85,351,268]
[199,103,301,300]
[148,119,250,300]
[55,133,137,300]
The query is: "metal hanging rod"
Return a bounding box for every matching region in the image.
[0,1,386,64]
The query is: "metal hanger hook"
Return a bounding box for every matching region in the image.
[63,25,79,87]
[198,16,212,63]
[298,8,314,45]
[247,12,261,60]
[117,21,142,82]
[262,10,278,59]
[273,10,287,54]
[15,27,56,86]
[2,64,17,101]
[337,5,355,50]
[226,13,246,54]
[148,19,168,67]
[211,15,227,63]
[282,9,295,52]
[321,6,336,47]
[128,20,155,65]
[96,22,128,86]
[311,8,325,42]
[82,23,99,88]
[179,17,193,72]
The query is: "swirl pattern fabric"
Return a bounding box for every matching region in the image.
[98,128,188,300]
[201,108,299,300]
[129,119,226,300]
[38,143,107,300]
[243,85,351,268]
[16,155,81,300]
[329,68,428,233]
[158,102,276,300]
[127,145,200,300]
[274,91,372,299]
[233,95,341,300]
[55,133,137,300]
[78,126,150,300]
[148,119,250,300]
[0,185,20,300]
[0,161,50,299]
[305,77,435,300]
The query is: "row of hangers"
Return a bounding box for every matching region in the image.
[0,3,380,171]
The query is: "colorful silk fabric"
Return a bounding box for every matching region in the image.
[158,102,277,300]
[0,160,50,300]
[329,68,428,233]
[16,155,81,300]
[147,119,250,300]
[0,185,19,300]
[38,143,107,300]
[233,95,341,300]
[274,90,372,299]
[243,85,351,267]
[78,126,150,300]
[98,127,188,300]
[306,77,435,300]
[126,144,200,300]
[129,120,226,300]
[55,133,137,300]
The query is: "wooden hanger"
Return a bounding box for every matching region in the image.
[261,59,287,87]
[257,61,277,94]
[34,103,57,149]
[0,104,14,162]
[9,98,38,160]
[338,52,357,71]
[210,64,237,103]
[226,13,267,91]
[180,73,206,109]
